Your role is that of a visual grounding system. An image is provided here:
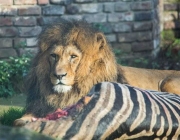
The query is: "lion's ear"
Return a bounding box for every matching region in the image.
[95,33,107,49]
[40,42,48,52]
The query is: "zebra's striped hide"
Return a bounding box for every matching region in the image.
[25,82,180,140]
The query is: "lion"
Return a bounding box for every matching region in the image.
[14,19,180,126]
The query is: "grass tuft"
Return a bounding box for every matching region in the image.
[0,107,25,126]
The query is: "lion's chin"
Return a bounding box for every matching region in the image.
[53,84,72,93]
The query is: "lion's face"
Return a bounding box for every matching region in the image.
[19,19,119,118]
[49,45,82,93]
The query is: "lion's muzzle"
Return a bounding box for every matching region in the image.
[54,73,67,80]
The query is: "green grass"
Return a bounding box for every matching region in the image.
[0,107,25,126]
[0,94,26,114]
[0,94,26,126]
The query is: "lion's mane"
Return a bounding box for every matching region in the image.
[25,19,125,117]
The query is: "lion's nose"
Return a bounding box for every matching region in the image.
[54,73,67,79]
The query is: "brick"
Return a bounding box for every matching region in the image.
[131,1,152,11]
[133,21,152,31]
[106,34,116,42]
[108,12,133,22]
[108,13,120,22]
[50,0,64,4]
[100,23,113,33]
[153,25,160,38]
[19,26,42,37]
[104,3,114,13]
[37,16,62,25]
[50,0,73,5]
[115,2,129,12]
[112,43,131,53]
[40,16,84,25]
[118,33,137,43]
[18,6,41,16]
[164,3,178,11]
[0,27,17,37]
[42,6,65,15]
[136,31,152,41]
[98,0,114,2]
[0,17,13,26]
[0,6,17,16]
[0,0,13,5]
[74,0,93,3]
[19,47,38,56]
[14,17,36,26]
[14,38,26,48]
[134,11,153,21]
[67,3,102,14]
[66,5,79,14]
[113,22,132,32]
[132,41,153,52]
[26,37,38,46]
[92,22,113,34]
[79,3,102,13]
[61,15,83,21]
[0,48,17,58]
[38,0,49,5]
[154,39,160,49]
[0,38,12,48]
[153,0,159,7]
[83,13,107,23]
[118,32,152,43]
[14,0,37,5]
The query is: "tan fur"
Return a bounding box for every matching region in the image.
[14,19,180,126]
[14,19,118,126]
[119,65,180,92]
[159,76,180,94]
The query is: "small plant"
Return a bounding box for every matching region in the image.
[168,0,180,3]
[161,30,175,43]
[151,62,160,69]
[0,54,32,97]
[132,57,149,68]
[113,49,128,65]
[161,30,180,60]
[0,107,25,126]
[113,49,121,64]
[92,23,110,33]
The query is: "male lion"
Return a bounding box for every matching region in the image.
[14,19,180,126]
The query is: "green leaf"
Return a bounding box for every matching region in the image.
[0,54,32,97]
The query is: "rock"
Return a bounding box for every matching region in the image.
[0,125,55,140]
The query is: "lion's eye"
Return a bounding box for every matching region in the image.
[71,55,77,59]
[50,53,58,61]
[50,53,56,58]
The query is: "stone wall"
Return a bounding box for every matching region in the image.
[0,0,160,59]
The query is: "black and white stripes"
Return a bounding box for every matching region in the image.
[25,82,180,139]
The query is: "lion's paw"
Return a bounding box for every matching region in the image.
[13,114,35,126]
[13,119,29,126]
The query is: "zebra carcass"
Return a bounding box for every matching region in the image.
[25,82,180,140]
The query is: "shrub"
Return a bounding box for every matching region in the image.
[161,30,180,60]
[0,107,25,126]
[0,54,32,97]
